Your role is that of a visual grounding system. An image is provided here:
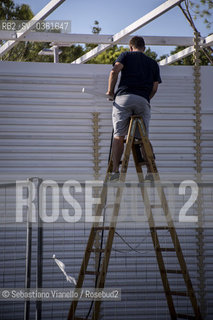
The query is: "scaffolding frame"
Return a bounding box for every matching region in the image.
[0,0,212,65]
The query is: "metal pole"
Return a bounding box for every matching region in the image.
[53,46,59,63]
[24,179,33,320]
[35,178,43,320]
[193,31,206,319]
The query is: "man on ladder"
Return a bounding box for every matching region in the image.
[68,36,203,320]
[106,36,162,180]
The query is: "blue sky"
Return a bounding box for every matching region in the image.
[14,0,211,57]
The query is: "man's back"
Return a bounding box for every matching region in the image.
[106,35,161,176]
[115,51,161,102]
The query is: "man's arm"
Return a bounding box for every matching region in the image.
[149,81,159,100]
[106,62,123,99]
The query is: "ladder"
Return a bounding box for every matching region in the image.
[67,115,202,320]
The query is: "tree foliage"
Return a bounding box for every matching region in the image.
[0,0,80,63]
[0,0,54,62]
[85,20,102,52]
[0,0,29,20]
[60,45,86,63]
[189,0,213,29]
[92,20,102,34]
[86,45,159,65]
[85,20,159,64]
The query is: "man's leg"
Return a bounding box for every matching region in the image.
[112,96,132,173]
[112,136,124,172]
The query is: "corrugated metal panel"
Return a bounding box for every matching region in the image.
[0,62,212,319]
[0,63,197,178]
[0,62,111,179]
[95,67,196,176]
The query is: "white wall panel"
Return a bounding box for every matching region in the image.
[0,61,213,320]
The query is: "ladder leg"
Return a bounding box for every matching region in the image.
[68,118,138,320]
[152,174,202,319]
[91,118,138,319]
[68,173,110,319]
[132,118,202,320]
[132,145,177,319]
[169,228,203,319]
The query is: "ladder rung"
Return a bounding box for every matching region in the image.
[93,226,111,231]
[134,140,142,145]
[157,247,176,252]
[176,313,196,319]
[85,270,100,276]
[90,249,105,253]
[106,204,114,209]
[151,204,163,209]
[138,161,148,166]
[166,269,183,274]
[171,291,189,296]
[154,226,169,230]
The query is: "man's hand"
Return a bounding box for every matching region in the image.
[149,81,159,100]
[106,91,114,101]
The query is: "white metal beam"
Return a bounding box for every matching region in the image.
[159,34,213,65]
[0,0,65,57]
[50,35,197,47]
[0,31,197,46]
[71,0,184,64]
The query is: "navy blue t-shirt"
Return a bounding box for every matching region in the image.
[114,51,162,102]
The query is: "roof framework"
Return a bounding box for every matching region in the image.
[159,34,213,65]
[0,31,201,47]
[0,0,66,58]
[71,0,185,64]
[0,0,212,65]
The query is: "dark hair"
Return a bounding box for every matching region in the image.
[129,36,145,49]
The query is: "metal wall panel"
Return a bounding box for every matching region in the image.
[0,62,212,320]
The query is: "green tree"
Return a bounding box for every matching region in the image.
[144,47,158,60]
[85,21,159,64]
[92,20,101,35]
[59,45,86,63]
[85,20,102,53]
[179,1,213,29]
[0,0,23,20]
[87,45,127,64]
[89,45,159,65]
[1,0,55,62]
[189,0,213,29]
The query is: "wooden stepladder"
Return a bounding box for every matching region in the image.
[68,116,202,320]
